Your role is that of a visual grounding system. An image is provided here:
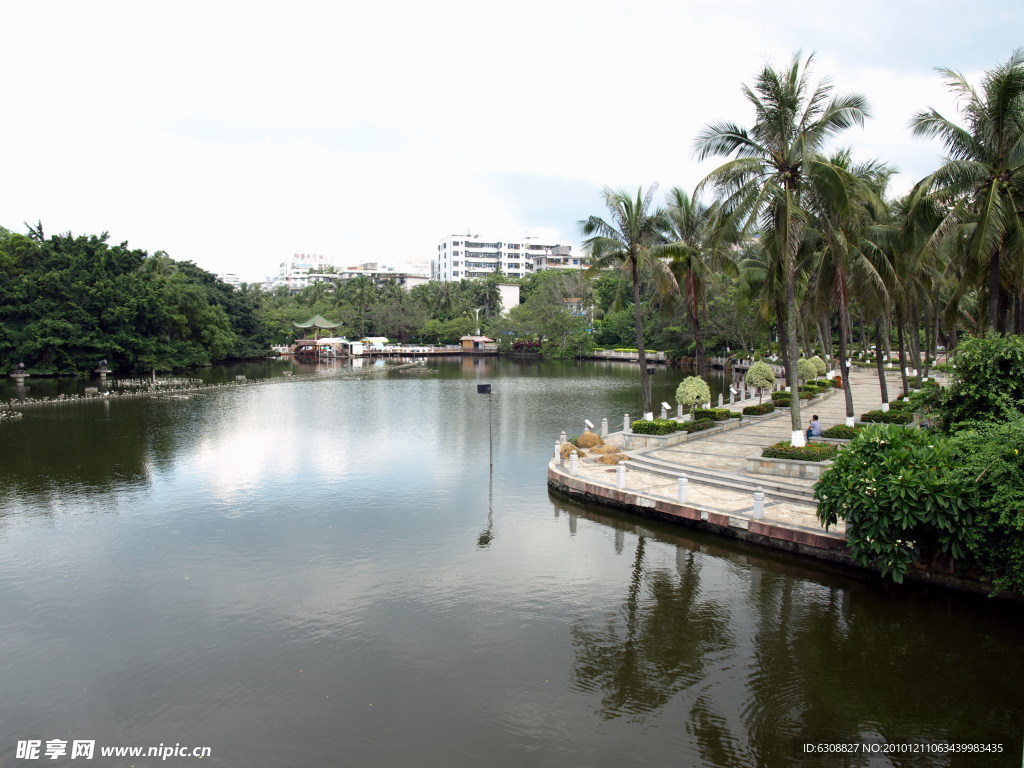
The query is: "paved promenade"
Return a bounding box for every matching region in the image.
[549,367,912,556]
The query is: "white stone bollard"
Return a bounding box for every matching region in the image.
[560,431,567,444]
[660,405,668,419]
[554,442,561,461]
[601,418,608,438]
[616,461,626,489]
[677,475,688,504]
[752,487,765,519]
[718,393,724,407]
[623,413,630,432]
[569,450,578,476]
[677,404,684,419]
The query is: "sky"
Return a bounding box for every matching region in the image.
[1,1,1021,283]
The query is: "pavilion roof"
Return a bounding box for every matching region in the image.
[293,315,343,330]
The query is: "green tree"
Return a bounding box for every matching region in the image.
[659,187,739,371]
[581,186,666,414]
[696,53,871,446]
[676,376,711,418]
[745,360,775,404]
[910,49,1024,332]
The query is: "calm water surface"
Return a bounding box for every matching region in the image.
[1,358,1021,767]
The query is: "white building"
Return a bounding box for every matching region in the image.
[433,235,585,282]
[217,273,240,289]
[266,253,334,291]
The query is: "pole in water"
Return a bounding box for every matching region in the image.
[477,383,493,471]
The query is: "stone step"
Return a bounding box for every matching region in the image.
[626,453,817,504]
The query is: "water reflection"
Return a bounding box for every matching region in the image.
[555,496,1024,766]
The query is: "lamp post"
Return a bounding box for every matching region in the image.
[473,307,485,337]
[477,383,493,471]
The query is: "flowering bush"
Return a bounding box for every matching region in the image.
[814,425,976,583]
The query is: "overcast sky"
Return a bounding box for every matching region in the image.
[1,1,1021,283]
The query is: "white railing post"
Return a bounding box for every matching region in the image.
[677,475,688,503]
[616,461,626,489]
[752,487,765,519]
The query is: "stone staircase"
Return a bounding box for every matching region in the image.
[626,452,818,505]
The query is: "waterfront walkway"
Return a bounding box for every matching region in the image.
[549,367,911,557]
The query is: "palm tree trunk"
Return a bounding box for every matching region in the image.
[987,250,1001,332]
[690,274,705,372]
[631,258,651,414]
[837,296,855,427]
[783,202,803,445]
[875,320,889,411]
[896,319,910,397]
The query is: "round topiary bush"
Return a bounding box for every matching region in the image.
[797,358,817,383]
[745,361,776,404]
[809,355,827,377]
[676,376,711,417]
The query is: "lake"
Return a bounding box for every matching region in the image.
[1,357,1021,767]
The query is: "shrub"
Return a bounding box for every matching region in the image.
[744,361,776,403]
[887,400,912,411]
[948,419,1024,594]
[809,355,827,377]
[808,379,834,389]
[770,391,791,402]
[676,376,711,416]
[797,358,817,383]
[727,411,742,419]
[761,442,838,461]
[693,408,731,421]
[937,333,1024,431]
[576,431,604,448]
[631,419,681,435]
[820,425,861,439]
[799,385,822,395]
[860,409,914,425]
[560,443,585,460]
[743,403,776,416]
[681,419,715,433]
[814,425,977,583]
[596,453,630,464]
[589,445,622,455]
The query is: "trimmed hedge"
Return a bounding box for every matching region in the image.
[888,399,912,410]
[743,402,776,416]
[761,442,839,461]
[820,425,861,439]
[681,419,716,433]
[809,379,837,389]
[860,409,914,424]
[770,391,791,402]
[693,408,731,421]
[799,385,822,395]
[727,411,743,419]
[631,418,681,435]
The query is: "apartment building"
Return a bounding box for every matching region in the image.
[433,235,585,282]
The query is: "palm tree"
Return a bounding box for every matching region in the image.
[695,53,870,446]
[580,186,666,414]
[807,153,894,425]
[910,49,1024,332]
[659,187,739,372]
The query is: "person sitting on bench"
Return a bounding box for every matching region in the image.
[806,414,822,439]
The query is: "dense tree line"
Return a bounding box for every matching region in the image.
[0,226,269,374]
